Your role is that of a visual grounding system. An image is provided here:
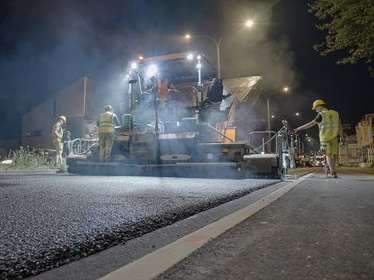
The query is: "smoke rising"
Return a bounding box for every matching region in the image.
[0,0,302,140]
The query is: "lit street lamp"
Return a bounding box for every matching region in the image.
[184,19,254,79]
[263,86,291,152]
[185,34,222,78]
[245,19,254,28]
[265,86,291,133]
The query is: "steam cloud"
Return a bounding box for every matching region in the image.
[0,0,303,140]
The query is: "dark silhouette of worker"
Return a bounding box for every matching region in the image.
[207,78,224,103]
[157,73,177,104]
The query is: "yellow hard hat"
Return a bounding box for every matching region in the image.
[59,115,66,123]
[104,105,113,112]
[312,99,326,110]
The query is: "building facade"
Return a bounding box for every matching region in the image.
[355,114,374,166]
[22,77,98,149]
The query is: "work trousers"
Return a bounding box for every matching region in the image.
[98,132,115,162]
[320,136,339,156]
[52,138,63,156]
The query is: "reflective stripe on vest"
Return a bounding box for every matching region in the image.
[318,110,340,141]
[98,112,115,133]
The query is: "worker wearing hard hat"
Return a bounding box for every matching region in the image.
[97,105,120,162]
[52,115,67,164]
[294,99,343,178]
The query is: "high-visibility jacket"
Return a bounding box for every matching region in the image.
[52,122,63,140]
[318,110,340,141]
[98,112,116,133]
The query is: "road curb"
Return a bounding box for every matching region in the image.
[0,168,59,175]
[98,175,310,280]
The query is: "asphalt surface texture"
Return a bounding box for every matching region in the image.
[0,170,278,280]
[154,168,374,280]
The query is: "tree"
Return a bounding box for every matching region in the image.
[308,0,374,76]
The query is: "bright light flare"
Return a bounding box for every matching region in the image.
[130,62,138,70]
[185,34,191,39]
[245,19,254,28]
[146,64,158,78]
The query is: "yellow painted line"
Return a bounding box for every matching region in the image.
[98,174,311,280]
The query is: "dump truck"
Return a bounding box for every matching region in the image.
[67,52,285,178]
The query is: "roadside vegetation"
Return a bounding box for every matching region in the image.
[309,0,374,76]
[0,146,61,170]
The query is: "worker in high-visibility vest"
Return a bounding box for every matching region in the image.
[97,105,120,162]
[294,99,343,178]
[156,73,177,103]
[51,115,67,164]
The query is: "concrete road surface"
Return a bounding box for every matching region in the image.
[96,168,374,280]
[154,171,374,280]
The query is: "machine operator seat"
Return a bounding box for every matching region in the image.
[207,78,224,103]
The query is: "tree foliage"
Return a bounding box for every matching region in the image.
[308,0,374,76]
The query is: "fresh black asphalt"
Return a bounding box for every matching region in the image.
[0,172,278,279]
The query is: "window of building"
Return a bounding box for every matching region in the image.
[25,130,42,137]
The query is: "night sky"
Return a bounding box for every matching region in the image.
[0,0,373,140]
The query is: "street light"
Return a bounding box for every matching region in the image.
[263,86,291,151]
[265,86,291,133]
[184,19,254,79]
[245,19,254,28]
[185,34,222,78]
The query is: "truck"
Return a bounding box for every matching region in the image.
[67,52,285,178]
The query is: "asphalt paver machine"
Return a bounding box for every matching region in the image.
[67,52,287,178]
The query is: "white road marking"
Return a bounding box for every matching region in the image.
[98,175,310,280]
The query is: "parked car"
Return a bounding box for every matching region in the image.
[311,155,326,167]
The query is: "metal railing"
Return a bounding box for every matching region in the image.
[249,120,296,171]
[65,138,98,156]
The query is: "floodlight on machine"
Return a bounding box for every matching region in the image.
[130,62,138,70]
[127,63,140,84]
[146,64,158,78]
[187,53,194,60]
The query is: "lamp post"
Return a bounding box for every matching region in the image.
[265,86,291,133]
[263,86,291,152]
[266,96,271,133]
[185,34,222,78]
[184,19,254,79]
